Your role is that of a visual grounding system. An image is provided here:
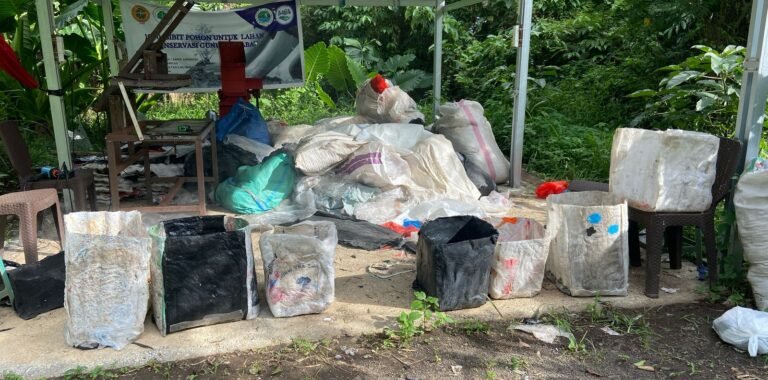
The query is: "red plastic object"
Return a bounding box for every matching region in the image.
[218,41,263,116]
[381,222,419,238]
[370,74,388,94]
[0,35,38,89]
[535,180,569,199]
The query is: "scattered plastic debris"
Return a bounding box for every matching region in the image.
[513,324,575,344]
[601,326,622,336]
[661,287,679,294]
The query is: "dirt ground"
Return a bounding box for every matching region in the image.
[40,302,767,380]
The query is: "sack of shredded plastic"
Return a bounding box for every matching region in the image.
[712,306,768,357]
[63,211,151,350]
[338,141,414,189]
[149,216,257,336]
[403,134,481,201]
[355,75,424,124]
[295,131,366,176]
[434,100,510,184]
[734,157,768,311]
[260,221,338,317]
[273,124,326,148]
[487,217,550,299]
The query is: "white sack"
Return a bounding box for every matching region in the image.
[273,124,326,148]
[434,100,510,184]
[609,128,719,212]
[338,141,414,189]
[314,115,372,129]
[403,135,481,201]
[63,211,151,350]
[546,191,629,297]
[260,221,338,317]
[713,306,768,357]
[734,170,768,311]
[488,217,550,299]
[294,131,366,176]
[355,78,424,124]
[225,134,275,161]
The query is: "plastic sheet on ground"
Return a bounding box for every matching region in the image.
[149,216,257,336]
[260,221,338,317]
[514,324,574,344]
[488,217,550,299]
[415,216,498,311]
[546,191,629,297]
[713,306,768,357]
[308,214,405,251]
[609,128,719,212]
[63,211,151,350]
[434,100,510,184]
[6,251,65,320]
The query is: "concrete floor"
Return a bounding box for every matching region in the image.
[0,188,706,379]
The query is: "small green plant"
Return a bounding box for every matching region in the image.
[290,337,320,356]
[508,356,527,371]
[2,372,24,380]
[460,320,491,335]
[586,294,603,322]
[483,358,498,380]
[63,366,87,380]
[383,291,454,347]
[247,361,262,376]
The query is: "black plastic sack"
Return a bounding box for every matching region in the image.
[415,216,498,311]
[149,216,258,336]
[308,214,405,251]
[463,158,497,197]
[7,252,65,320]
[183,144,262,187]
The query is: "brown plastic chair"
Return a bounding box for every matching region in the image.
[569,137,743,298]
[0,189,64,264]
[0,120,96,211]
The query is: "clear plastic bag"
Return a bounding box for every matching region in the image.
[260,221,338,317]
[63,211,151,350]
[713,306,768,357]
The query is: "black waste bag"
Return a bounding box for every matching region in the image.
[149,216,258,336]
[415,216,498,311]
[462,156,497,196]
[183,144,262,188]
[308,213,405,251]
[6,252,65,319]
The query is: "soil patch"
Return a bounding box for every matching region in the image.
[41,302,767,380]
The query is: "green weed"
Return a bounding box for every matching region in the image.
[2,372,24,380]
[383,291,454,347]
[508,356,527,371]
[290,337,320,356]
[459,320,490,335]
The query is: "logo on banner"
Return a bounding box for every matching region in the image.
[275,5,294,25]
[255,8,274,27]
[131,5,151,23]
[154,9,167,21]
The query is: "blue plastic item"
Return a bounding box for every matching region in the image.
[215,98,271,145]
[215,151,296,214]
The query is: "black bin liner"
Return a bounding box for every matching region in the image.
[415,216,498,311]
[5,252,65,319]
[150,216,258,335]
[463,158,497,196]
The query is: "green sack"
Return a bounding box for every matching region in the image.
[215,151,296,214]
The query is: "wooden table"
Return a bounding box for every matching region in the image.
[106,119,218,215]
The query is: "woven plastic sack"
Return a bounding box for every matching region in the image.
[338,141,413,189]
[355,78,424,124]
[336,123,433,153]
[434,100,510,184]
[403,135,481,201]
[273,124,325,148]
[545,191,629,297]
[260,221,338,317]
[215,150,296,214]
[713,306,768,357]
[415,216,498,311]
[294,132,366,176]
[734,169,768,311]
[488,217,550,299]
[314,115,372,129]
[63,211,151,350]
[609,128,719,212]
[149,216,257,336]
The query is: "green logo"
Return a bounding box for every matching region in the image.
[255,8,273,27]
[155,9,167,20]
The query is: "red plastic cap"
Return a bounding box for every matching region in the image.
[535,181,569,199]
[370,74,389,94]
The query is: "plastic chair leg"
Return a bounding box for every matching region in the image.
[51,200,65,250]
[644,223,665,298]
[702,218,719,287]
[665,226,684,270]
[19,209,39,264]
[88,182,97,211]
[628,220,642,267]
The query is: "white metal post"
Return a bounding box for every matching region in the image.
[36,0,74,210]
[509,0,532,188]
[433,0,445,117]
[101,0,120,75]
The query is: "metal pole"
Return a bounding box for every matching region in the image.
[728,0,768,266]
[509,0,532,188]
[35,0,74,211]
[433,0,445,118]
[101,0,120,75]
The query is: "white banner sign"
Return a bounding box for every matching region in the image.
[120,0,305,91]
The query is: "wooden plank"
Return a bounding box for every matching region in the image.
[118,205,201,213]
[159,178,185,206]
